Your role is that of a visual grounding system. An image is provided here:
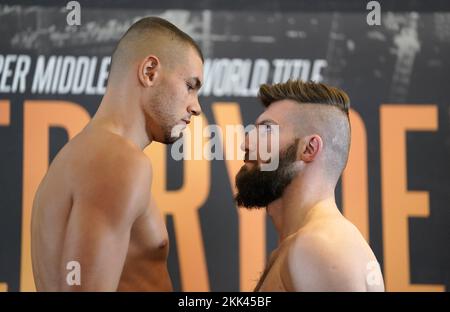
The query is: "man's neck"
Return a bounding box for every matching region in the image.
[91,90,152,150]
[267,172,339,243]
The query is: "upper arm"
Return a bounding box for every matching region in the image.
[282,234,366,292]
[60,154,152,291]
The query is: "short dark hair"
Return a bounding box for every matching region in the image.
[258,80,350,116]
[109,16,204,79]
[118,16,204,62]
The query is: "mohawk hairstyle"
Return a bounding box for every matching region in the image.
[258,80,350,116]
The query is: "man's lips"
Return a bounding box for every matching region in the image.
[182,119,191,124]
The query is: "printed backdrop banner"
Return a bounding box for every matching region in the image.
[0,2,449,292]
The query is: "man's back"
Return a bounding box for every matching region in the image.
[31,126,172,291]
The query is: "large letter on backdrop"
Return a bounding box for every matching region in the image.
[342,109,370,241]
[380,104,443,291]
[21,101,90,291]
[212,102,266,291]
[145,116,211,291]
[0,100,11,292]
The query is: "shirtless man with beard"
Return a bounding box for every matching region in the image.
[235,80,384,292]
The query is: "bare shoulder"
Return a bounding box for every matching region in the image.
[67,129,153,220]
[282,217,383,291]
[70,128,152,180]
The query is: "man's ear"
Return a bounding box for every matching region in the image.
[138,55,160,87]
[300,135,322,163]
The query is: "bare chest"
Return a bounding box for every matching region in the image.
[127,203,169,261]
[118,203,172,291]
[257,254,288,292]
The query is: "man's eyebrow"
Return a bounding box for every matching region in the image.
[255,119,278,126]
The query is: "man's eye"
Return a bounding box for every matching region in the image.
[186,83,194,91]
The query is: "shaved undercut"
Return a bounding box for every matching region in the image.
[258,80,351,184]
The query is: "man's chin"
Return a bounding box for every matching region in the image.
[162,130,184,144]
[242,204,267,210]
[234,195,266,209]
[235,193,276,210]
[164,124,187,144]
[166,136,181,144]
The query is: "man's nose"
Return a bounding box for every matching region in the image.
[241,128,257,152]
[188,97,202,116]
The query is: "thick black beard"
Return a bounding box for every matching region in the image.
[234,142,299,209]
